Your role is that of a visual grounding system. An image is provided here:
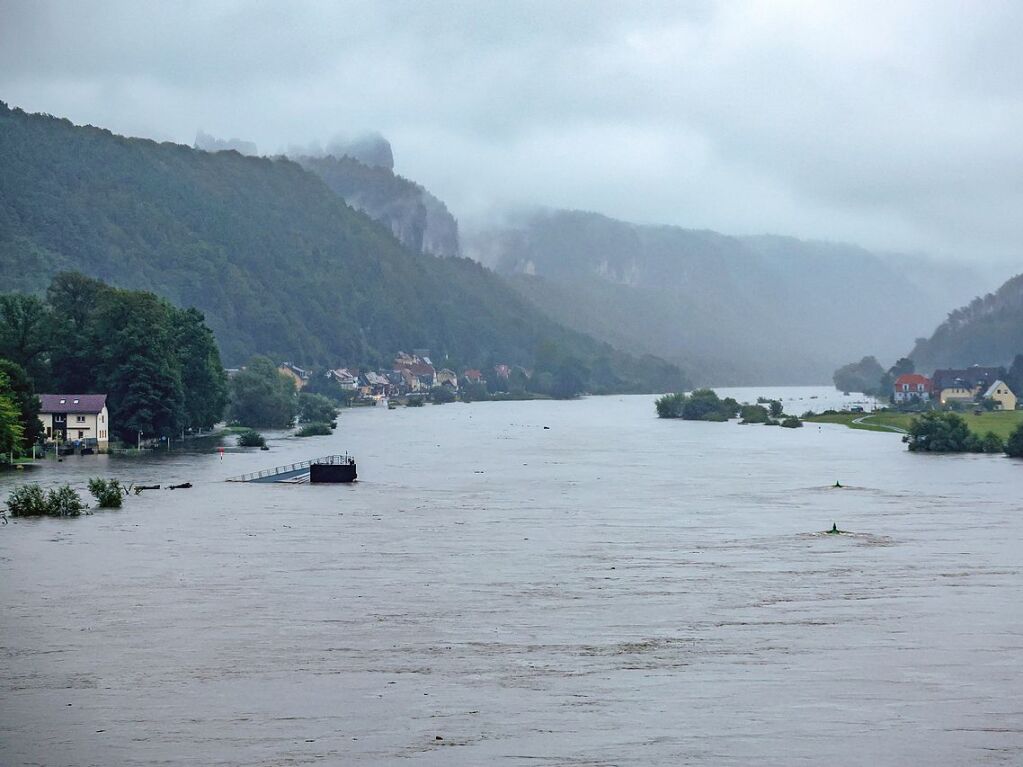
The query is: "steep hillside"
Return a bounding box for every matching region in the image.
[909,273,1023,371]
[466,210,986,384]
[0,103,682,392]
[295,154,460,258]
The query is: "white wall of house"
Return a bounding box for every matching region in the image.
[38,405,109,447]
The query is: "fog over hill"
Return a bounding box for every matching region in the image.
[465,210,993,385]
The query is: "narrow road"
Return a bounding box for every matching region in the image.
[852,414,908,434]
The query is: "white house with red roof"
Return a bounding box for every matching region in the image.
[893,374,932,403]
[37,394,110,448]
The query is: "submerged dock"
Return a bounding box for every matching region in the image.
[226,454,357,484]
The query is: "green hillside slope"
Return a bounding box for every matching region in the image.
[0,103,683,392]
[910,273,1023,370]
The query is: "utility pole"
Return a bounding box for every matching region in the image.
[138,431,143,451]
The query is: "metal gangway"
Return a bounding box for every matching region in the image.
[225,454,353,484]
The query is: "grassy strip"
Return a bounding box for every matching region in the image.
[806,410,1023,439]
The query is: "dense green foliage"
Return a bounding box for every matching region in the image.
[295,422,332,437]
[0,372,26,461]
[297,392,338,424]
[0,273,228,442]
[656,389,740,421]
[429,386,457,404]
[88,478,125,508]
[0,360,43,450]
[780,416,803,428]
[228,357,297,428]
[833,356,886,395]
[0,103,684,394]
[6,483,86,517]
[907,411,975,452]
[740,404,770,423]
[910,273,1023,371]
[236,429,267,448]
[1006,423,1023,458]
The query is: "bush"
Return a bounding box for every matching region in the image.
[5,484,47,516]
[429,386,456,404]
[976,431,1004,453]
[655,392,687,418]
[906,411,972,452]
[740,404,769,424]
[296,422,332,437]
[88,478,125,508]
[406,396,425,407]
[236,429,266,447]
[1006,423,1023,458]
[780,416,803,429]
[297,392,338,424]
[6,483,86,517]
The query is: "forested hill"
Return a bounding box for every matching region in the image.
[466,210,987,385]
[909,272,1023,371]
[0,103,683,392]
[295,154,460,258]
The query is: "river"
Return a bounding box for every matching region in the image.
[1,388,1021,766]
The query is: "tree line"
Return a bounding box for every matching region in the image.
[0,273,228,457]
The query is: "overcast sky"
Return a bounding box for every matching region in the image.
[2,0,1021,264]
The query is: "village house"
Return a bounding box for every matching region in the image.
[931,366,1001,405]
[984,380,1018,411]
[359,371,391,397]
[37,394,110,449]
[463,369,485,386]
[278,362,310,390]
[436,368,459,389]
[326,368,359,390]
[893,374,932,403]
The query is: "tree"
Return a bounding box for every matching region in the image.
[906,411,973,452]
[833,356,886,396]
[1006,354,1023,399]
[1006,422,1023,458]
[0,359,43,449]
[47,272,106,393]
[655,392,687,418]
[0,372,26,461]
[93,290,186,440]
[228,356,296,428]
[171,307,228,430]
[768,400,784,418]
[297,392,338,423]
[0,294,50,383]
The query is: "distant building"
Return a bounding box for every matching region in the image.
[984,380,1017,411]
[326,368,359,390]
[278,362,310,390]
[463,369,485,386]
[932,366,1002,407]
[893,374,931,403]
[37,394,110,449]
[436,368,459,389]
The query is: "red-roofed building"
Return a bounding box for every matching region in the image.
[893,374,932,403]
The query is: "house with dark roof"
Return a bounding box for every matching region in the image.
[932,366,1002,406]
[37,394,110,448]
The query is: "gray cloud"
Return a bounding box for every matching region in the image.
[1,0,1021,265]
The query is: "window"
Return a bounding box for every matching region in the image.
[76,415,86,423]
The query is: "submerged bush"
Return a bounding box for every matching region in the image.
[780,416,803,429]
[296,422,332,437]
[655,392,687,418]
[740,404,769,424]
[88,478,125,508]
[6,483,86,517]
[1007,423,1023,458]
[5,484,47,517]
[236,429,266,448]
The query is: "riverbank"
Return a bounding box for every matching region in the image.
[806,409,1023,439]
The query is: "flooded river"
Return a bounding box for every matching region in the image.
[1,388,1021,765]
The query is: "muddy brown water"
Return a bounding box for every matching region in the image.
[1,389,1021,766]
